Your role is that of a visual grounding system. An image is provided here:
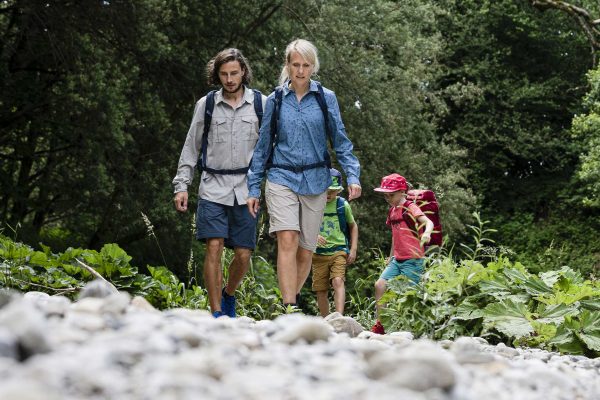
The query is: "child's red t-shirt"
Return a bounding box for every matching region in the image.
[386,202,425,260]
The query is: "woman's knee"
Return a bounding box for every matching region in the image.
[277,231,299,251]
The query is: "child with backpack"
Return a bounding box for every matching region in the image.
[311,168,358,317]
[370,173,434,334]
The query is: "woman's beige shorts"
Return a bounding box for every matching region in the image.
[265,180,327,251]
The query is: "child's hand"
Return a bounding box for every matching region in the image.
[347,249,357,265]
[317,235,327,246]
[420,232,432,246]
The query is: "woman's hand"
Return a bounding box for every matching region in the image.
[246,197,260,218]
[347,184,362,201]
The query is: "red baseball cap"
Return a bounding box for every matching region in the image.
[374,173,408,193]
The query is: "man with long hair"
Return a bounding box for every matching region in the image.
[173,49,266,318]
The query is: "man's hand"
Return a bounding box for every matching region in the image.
[174,191,188,212]
[347,184,362,201]
[317,235,327,247]
[247,197,260,218]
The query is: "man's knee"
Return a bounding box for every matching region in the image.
[375,278,387,292]
[234,248,252,265]
[206,238,224,256]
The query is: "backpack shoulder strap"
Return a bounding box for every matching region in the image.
[336,196,350,244]
[266,87,284,168]
[253,89,263,127]
[315,82,333,167]
[315,83,329,130]
[401,200,419,235]
[315,82,333,143]
[200,90,217,170]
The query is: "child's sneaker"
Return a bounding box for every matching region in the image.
[212,310,224,318]
[221,288,236,318]
[370,320,385,335]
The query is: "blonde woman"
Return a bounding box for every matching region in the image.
[247,39,361,309]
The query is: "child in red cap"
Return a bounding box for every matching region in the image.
[370,173,434,334]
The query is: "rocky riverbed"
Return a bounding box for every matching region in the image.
[0,281,598,400]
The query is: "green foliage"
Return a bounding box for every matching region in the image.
[0,233,208,310]
[492,211,600,278]
[435,0,589,213]
[572,67,600,208]
[221,250,285,320]
[0,233,294,317]
[379,252,600,356]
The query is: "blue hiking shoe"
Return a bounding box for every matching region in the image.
[212,310,224,318]
[221,288,236,318]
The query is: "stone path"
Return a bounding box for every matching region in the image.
[0,283,598,400]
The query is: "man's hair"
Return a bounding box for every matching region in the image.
[206,48,253,86]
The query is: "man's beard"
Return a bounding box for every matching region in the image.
[223,83,242,94]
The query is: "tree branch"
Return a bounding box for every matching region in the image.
[530,0,600,66]
[75,258,119,293]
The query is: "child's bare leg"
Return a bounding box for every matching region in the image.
[316,290,329,317]
[332,277,345,315]
[374,278,387,318]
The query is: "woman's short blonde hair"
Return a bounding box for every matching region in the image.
[278,39,320,86]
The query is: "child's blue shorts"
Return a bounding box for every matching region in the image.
[196,198,258,250]
[380,258,424,284]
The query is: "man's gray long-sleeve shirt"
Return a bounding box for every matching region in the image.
[172,87,267,206]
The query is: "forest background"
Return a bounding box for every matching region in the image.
[2,0,600,290]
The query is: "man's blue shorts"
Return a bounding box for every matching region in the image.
[196,198,258,250]
[380,258,424,284]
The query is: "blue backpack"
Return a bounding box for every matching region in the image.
[266,81,334,172]
[199,89,263,174]
[315,196,351,255]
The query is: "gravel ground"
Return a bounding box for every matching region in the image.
[0,283,598,400]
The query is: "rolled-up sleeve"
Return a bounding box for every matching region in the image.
[247,94,275,198]
[326,92,361,186]
[172,99,205,193]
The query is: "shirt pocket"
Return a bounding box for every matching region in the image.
[241,115,259,140]
[211,118,227,143]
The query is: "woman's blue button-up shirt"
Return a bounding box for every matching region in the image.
[247,80,361,198]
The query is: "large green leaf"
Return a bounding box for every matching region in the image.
[537,285,599,306]
[521,276,553,296]
[580,298,600,311]
[503,267,531,284]
[479,279,512,297]
[455,300,485,320]
[539,270,561,288]
[536,303,579,324]
[483,299,534,338]
[549,325,585,355]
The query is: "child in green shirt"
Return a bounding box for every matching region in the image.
[311,168,358,317]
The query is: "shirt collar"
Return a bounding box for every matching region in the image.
[282,79,319,96]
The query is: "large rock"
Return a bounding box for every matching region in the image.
[325,313,364,337]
